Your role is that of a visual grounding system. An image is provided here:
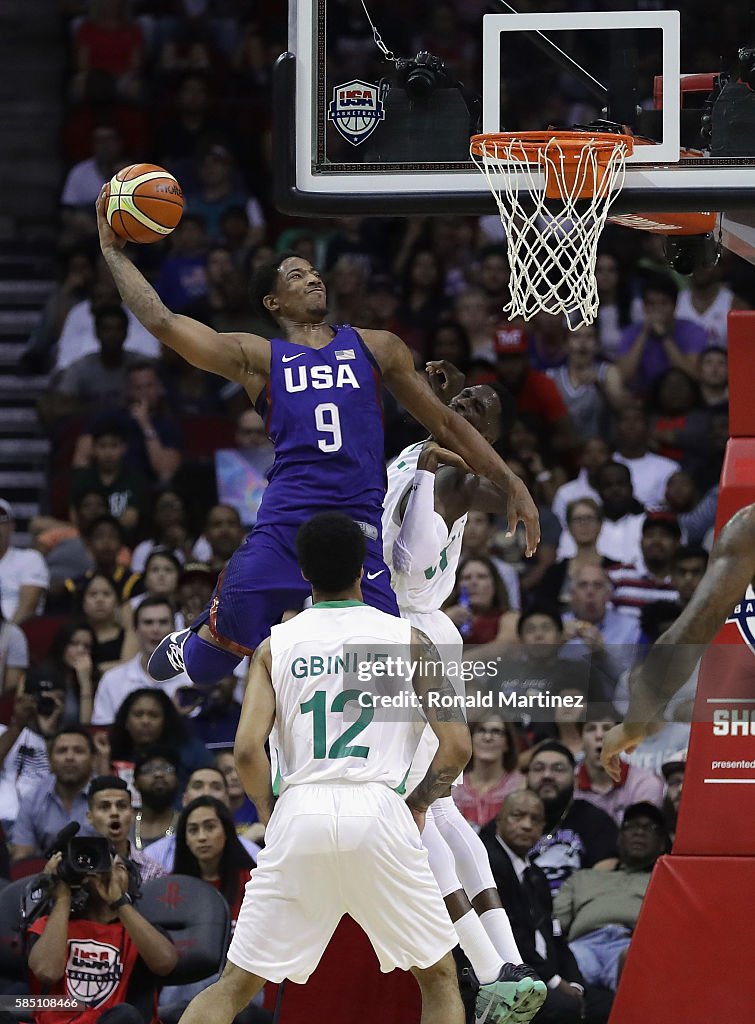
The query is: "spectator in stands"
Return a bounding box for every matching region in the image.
[697,345,728,410]
[192,504,245,573]
[443,556,519,647]
[182,675,243,752]
[130,746,181,849]
[187,144,261,243]
[595,252,633,362]
[498,457,562,600]
[71,0,146,103]
[215,749,259,833]
[663,471,719,547]
[616,274,707,394]
[525,740,618,893]
[649,369,711,476]
[0,600,29,693]
[395,248,448,350]
[660,753,685,844]
[584,463,645,566]
[608,512,680,621]
[60,515,141,609]
[23,248,97,373]
[91,596,191,725]
[146,765,260,870]
[69,418,149,537]
[33,620,98,725]
[11,727,94,861]
[173,795,255,923]
[122,549,182,633]
[120,360,183,482]
[612,405,679,510]
[0,499,49,623]
[479,790,591,1024]
[48,306,143,419]
[213,409,274,529]
[675,265,748,348]
[108,686,211,792]
[0,681,66,828]
[53,271,160,374]
[542,499,606,608]
[327,255,370,329]
[475,245,511,318]
[547,324,626,441]
[459,510,521,611]
[130,489,193,572]
[158,73,228,172]
[426,322,472,377]
[86,774,164,881]
[175,562,216,631]
[155,214,209,313]
[670,546,708,610]
[27,852,177,1021]
[494,325,579,455]
[73,571,129,671]
[527,313,568,373]
[36,490,110,586]
[453,288,496,361]
[561,566,641,681]
[575,716,664,825]
[181,245,253,334]
[60,124,124,241]
[551,439,611,528]
[452,716,524,830]
[553,802,669,992]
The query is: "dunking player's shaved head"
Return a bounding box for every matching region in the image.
[449,382,516,446]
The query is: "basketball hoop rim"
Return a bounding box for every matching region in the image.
[470,130,635,163]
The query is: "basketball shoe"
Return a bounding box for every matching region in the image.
[474,963,548,1024]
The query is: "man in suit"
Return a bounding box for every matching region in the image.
[479,791,588,1024]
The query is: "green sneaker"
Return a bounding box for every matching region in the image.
[474,964,548,1024]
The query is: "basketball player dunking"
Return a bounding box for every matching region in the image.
[95,191,539,690]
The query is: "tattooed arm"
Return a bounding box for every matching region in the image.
[405,627,472,827]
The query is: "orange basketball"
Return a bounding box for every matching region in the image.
[106,163,184,244]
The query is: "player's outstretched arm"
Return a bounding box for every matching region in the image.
[602,504,755,779]
[235,639,277,825]
[406,627,472,829]
[96,189,268,386]
[366,330,540,554]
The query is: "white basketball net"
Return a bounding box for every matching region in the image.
[471,134,631,327]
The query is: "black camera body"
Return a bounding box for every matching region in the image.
[394,51,449,97]
[57,837,113,886]
[738,47,755,91]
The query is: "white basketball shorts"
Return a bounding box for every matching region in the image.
[227,781,456,983]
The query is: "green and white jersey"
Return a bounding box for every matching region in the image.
[269,602,425,792]
[382,441,467,614]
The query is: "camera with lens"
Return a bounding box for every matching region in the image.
[56,837,113,886]
[394,51,449,97]
[738,47,755,90]
[664,233,719,276]
[24,667,64,718]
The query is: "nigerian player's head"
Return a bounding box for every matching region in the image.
[448,382,516,446]
[250,250,328,327]
[296,512,366,600]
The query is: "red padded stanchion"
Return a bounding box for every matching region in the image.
[610,312,755,1022]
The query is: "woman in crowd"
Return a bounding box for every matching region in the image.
[395,248,448,351]
[122,547,182,633]
[444,556,519,647]
[536,498,607,608]
[425,320,472,377]
[35,619,98,725]
[80,572,129,671]
[452,715,524,830]
[172,795,256,925]
[108,687,212,789]
[595,251,633,360]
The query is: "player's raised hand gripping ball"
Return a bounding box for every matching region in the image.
[106,163,184,244]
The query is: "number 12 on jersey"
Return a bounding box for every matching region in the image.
[300,689,373,758]
[314,403,342,452]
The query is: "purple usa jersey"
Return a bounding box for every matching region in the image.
[205,326,397,655]
[255,325,386,529]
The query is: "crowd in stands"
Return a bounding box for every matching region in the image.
[3,1,754,1022]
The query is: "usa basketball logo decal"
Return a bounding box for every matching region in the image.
[328,80,384,146]
[726,584,755,655]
